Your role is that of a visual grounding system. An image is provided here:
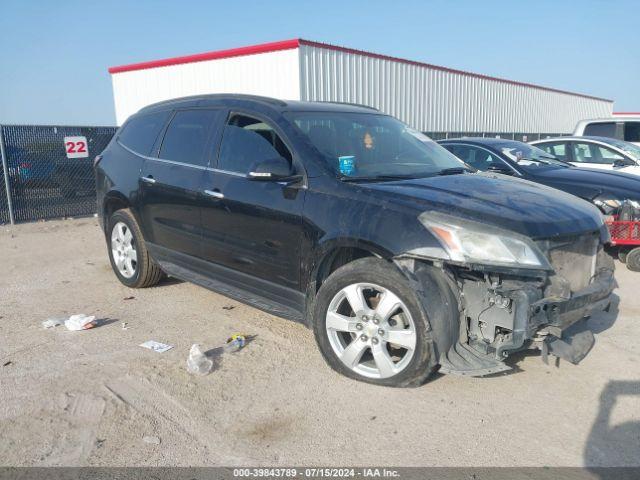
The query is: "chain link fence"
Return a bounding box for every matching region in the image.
[0,126,567,225]
[0,125,117,224]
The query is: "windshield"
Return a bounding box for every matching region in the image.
[497,142,570,168]
[285,112,467,179]
[599,138,640,160]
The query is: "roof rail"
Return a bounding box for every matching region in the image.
[139,93,287,112]
[314,100,378,111]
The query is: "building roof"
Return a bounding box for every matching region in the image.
[108,38,612,103]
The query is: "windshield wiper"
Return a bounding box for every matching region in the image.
[340,173,422,182]
[523,157,569,167]
[437,167,473,176]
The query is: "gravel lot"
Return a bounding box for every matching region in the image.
[0,218,639,467]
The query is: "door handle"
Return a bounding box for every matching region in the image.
[140,175,156,184]
[204,189,224,199]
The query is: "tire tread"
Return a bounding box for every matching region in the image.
[108,208,164,288]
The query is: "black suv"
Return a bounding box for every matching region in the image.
[96,95,615,387]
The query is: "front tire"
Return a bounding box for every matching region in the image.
[107,209,164,288]
[626,247,640,272]
[312,258,436,387]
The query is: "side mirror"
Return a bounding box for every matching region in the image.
[613,158,634,168]
[248,156,298,182]
[486,163,513,175]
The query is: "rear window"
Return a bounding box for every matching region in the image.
[583,122,616,138]
[118,111,170,155]
[624,122,640,143]
[159,109,221,167]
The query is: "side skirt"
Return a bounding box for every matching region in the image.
[147,243,306,323]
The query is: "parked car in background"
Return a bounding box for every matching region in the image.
[439,137,640,269]
[4,142,93,198]
[438,138,640,208]
[6,145,56,193]
[53,154,95,198]
[573,117,640,146]
[530,136,640,176]
[96,94,615,386]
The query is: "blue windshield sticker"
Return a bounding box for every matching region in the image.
[338,156,356,176]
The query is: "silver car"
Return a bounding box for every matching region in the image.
[530,136,640,177]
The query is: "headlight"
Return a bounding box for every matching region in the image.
[417,212,551,270]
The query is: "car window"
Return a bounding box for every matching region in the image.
[598,145,625,161]
[445,145,503,172]
[583,122,616,138]
[572,143,622,164]
[159,109,221,167]
[118,111,170,155]
[537,142,568,161]
[624,122,640,143]
[286,112,465,178]
[217,114,292,174]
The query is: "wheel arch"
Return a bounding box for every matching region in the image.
[102,191,133,233]
[303,238,395,324]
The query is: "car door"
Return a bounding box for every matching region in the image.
[200,111,305,292]
[569,141,623,171]
[138,108,224,259]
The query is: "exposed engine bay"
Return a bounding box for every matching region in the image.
[398,231,616,377]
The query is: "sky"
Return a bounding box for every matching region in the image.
[0,0,638,126]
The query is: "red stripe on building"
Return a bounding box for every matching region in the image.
[108,39,301,74]
[108,38,612,103]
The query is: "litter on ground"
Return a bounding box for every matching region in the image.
[64,314,97,331]
[186,334,248,376]
[42,318,64,329]
[43,314,97,330]
[139,340,173,353]
[224,334,246,353]
[186,344,214,375]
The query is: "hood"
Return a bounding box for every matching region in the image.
[362,172,604,239]
[529,166,640,202]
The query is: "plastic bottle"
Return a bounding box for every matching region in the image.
[186,344,214,375]
[224,334,246,353]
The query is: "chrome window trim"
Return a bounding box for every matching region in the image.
[118,141,258,178]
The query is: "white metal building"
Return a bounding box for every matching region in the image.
[109,39,613,133]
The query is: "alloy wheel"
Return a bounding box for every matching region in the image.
[325,282,417,379]
[111,221,138,279]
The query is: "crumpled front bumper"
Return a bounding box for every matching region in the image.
[438,253,616,376]
[530,269,615,365]
[495,264,615,363]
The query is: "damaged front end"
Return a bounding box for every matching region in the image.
[396,212,616,377]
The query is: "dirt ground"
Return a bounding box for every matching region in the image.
[0,218,639,467]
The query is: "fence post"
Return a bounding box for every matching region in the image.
[0,125,15,224]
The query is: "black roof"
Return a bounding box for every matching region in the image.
[438,137,522,146]
[138,94,379,116]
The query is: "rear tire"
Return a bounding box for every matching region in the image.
[312,257,437,387]
[107,209,164,288]
[618,249,629,264]
[626,247,640,272]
